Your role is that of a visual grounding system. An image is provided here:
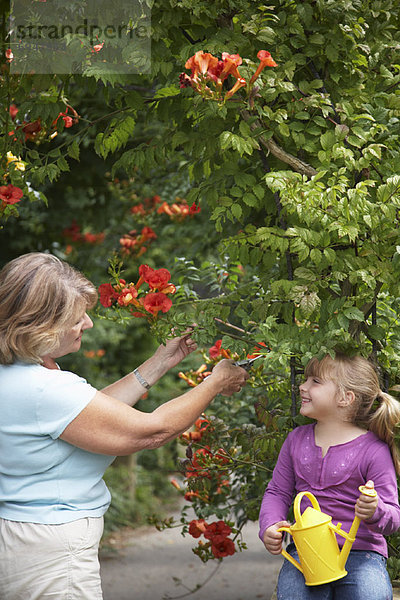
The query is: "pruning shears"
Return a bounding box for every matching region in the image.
[233,355,265,371]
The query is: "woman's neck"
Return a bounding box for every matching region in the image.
[41,356,60,370]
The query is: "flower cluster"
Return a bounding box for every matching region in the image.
[181,415,210,442]
[52,105,79,130]
[99,264,176,320]
[130,194,162,216]
[6,151,26,172]
[180,49,277,102]
[8,103,78,143]
[119,226,157,258]
[84,349,106,359]
[157,199,201,222]
[62,220,105,247]
[188,518,236,559]
[178,340,233,387]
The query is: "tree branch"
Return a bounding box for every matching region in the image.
[241,110,317,178]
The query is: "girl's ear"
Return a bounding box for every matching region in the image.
[338,390,355,407]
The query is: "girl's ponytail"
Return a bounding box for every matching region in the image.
[368,391,400,475]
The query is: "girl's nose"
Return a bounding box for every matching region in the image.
[299,379,308,393]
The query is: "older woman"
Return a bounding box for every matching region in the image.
[0,252,248,600]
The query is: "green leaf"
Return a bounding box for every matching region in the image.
[154,85,181,99]
[343,307,365,321]
[231,204,243,220]
[67,140,80,161]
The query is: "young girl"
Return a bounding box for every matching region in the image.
[259,353,400,600]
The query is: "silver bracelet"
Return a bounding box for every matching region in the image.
[133,368,151,390]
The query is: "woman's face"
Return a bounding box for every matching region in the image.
[52,311,93,358]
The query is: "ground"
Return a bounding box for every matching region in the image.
[100,516,283,600]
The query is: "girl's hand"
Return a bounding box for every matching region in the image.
[263,521,291,555]
[355,480,379,521]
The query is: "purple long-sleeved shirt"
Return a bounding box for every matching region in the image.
[258,424,400,557]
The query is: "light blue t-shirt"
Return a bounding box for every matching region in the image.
[0,362,115,524]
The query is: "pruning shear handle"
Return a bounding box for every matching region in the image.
[233,355,264,371]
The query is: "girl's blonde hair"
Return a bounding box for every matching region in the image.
[0,252,98,365]
[305,354,400,474]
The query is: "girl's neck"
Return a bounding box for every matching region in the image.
[314,420,367,457]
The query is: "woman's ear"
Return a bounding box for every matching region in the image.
[338,390,355,407]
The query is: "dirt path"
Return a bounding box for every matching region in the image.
[100,517,283,600]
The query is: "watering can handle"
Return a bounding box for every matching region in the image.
[293,491,321,526]
[277,526,303,574]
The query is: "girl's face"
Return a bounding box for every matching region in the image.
[299,375,341,422]
[52,311,93,358]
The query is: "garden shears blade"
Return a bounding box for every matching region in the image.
[233,355,264,371]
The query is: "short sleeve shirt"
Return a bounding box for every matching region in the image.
[0,362,114,524]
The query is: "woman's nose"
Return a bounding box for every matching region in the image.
[83,313,94,330]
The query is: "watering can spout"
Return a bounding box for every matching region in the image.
[338,482,377,570]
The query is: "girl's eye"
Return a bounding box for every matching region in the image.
[313,378,321,384]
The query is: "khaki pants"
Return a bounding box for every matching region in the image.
[0,516,104,600]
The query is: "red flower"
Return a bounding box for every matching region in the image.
[91,42,104,53]
[204,520,232,540]
[143,292,172,315]
[220,52,243,80]
[188,519,208,538]
[209,340,231,359]
[185,51,219,77]
[138,265,171,290]
[184,490,202,502]
[117,285,138,306]
[247,341,268,359]
[210,537,235,558]
[22,119,42,141]
[170,478,181,490]
[5,49,13,62]
[53,106,79,129]
[214,448,230,465]
[0,184,23,205]
[63,115,74,128]
[249,50,278,84]
[189,202,201,215]
[194,417,210,432]
[224,77,247,101]
[98,283,117,307]
[9,104,19,120]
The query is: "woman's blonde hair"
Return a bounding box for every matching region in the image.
[305,353,400,474]
[0,252,98,364]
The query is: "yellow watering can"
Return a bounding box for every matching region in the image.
[277,484,377,586]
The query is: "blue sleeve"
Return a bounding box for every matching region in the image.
[35,369,97,439]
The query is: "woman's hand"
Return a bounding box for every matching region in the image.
[154,329,197,370]
[207,358,249,396]
[263,521,291,555]
[355,480,379,521]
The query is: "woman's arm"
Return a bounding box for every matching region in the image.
[101,332,197,406]
[60,359,248,455]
